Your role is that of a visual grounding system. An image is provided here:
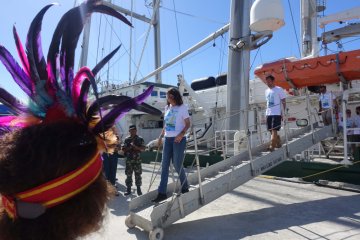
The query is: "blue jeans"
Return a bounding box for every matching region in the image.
[102,153,119,185]
[158,137,189,194]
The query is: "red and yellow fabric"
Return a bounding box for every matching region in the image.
[1,153,102,219]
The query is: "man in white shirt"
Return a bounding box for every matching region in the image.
[265,75,286,151]
[319,85,337,126]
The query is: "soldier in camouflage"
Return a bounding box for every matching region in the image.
[122,125,145,196]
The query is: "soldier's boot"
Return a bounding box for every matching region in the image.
[137,186,142,196]
[124,187,131,196]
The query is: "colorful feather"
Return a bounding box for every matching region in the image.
[13,26,31,79]
[92,45,121,76]
[72,67,92,111]
[86,95,162,119]
[47,0,132,94]
[0,46,32,97]
[0,0,158,142]
[0,88,26,115]
[26,4,55,83]
[92,85,154,134]
[77,80,91,122]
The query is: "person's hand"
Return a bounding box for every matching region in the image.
[157,137,162,147]
[175,133,183,143]
[131,142,138,151]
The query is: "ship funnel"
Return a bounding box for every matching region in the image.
[250,0,285,32]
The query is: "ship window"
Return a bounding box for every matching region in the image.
[160,91,166,98]
[151,91,158,97]
[141,120,163,129]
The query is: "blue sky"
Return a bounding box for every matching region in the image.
[0,0,359,101]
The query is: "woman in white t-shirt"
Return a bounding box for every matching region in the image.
[152,88,191,203]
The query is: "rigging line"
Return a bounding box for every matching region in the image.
[144,0,153,16]
[217,34,227,75]
[160,6,227,25]
[161,45,213,73]
[97,13,108,80]
[287,0,301,57]
[133,0,160,83]
[250,47,261,71]
[259,48,263,64]
[99,50,145,80]
[106,16,114,82]
[95,15,103,65]
[172,0,185,78]
[129,0,133,85]
[342,37,360,45]
[103,15,141,82]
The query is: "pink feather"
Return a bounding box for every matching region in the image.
[72,67,92,110]
[13,26,31,79]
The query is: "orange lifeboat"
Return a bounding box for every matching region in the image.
[254,49,360,89]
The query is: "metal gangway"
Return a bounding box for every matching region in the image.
[124,106,336,240]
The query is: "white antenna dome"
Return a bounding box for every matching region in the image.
[250,0,285,32]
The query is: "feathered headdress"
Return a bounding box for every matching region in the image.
[0,0,161,221]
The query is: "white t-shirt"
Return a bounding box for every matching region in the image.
[319,91,335,109]
[353,115,360,135]
[338,112,355,135]
[164,104,190,137]
[265,86,286,116]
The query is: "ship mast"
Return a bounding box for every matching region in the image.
[226,0,251,131]
[301,0,319,57]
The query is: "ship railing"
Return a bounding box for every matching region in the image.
[340,88,360,164]
[208,101,320,157]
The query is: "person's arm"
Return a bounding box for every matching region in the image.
[132,138,146,152]
[158,127,165,146]
[333,97,338,113]
[281,98,286,116]
[175,117,190,143]
[121,140,130,153]
[279,88,286,119]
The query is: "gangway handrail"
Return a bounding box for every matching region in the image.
[341,88,360,164]
[126,122,334,238]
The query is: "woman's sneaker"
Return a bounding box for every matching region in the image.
[181,188,189,194]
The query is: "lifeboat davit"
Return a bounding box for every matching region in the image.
[254,49,360,89]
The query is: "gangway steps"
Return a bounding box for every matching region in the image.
[126,124,334,239]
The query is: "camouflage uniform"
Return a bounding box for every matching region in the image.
[122,135,145,188]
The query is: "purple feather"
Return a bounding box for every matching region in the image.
[13,26,31,78]
[86,95,133,120]
[72,67,93,112]
[0,46,33,97]
[92,85,154,134]
[92,45,121,76]
[91,4,132,27]
[78,80,91,122]
[86,95,162,120]
[26,4,55,82]
[0,88,27,114]
[47,0,131,93]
